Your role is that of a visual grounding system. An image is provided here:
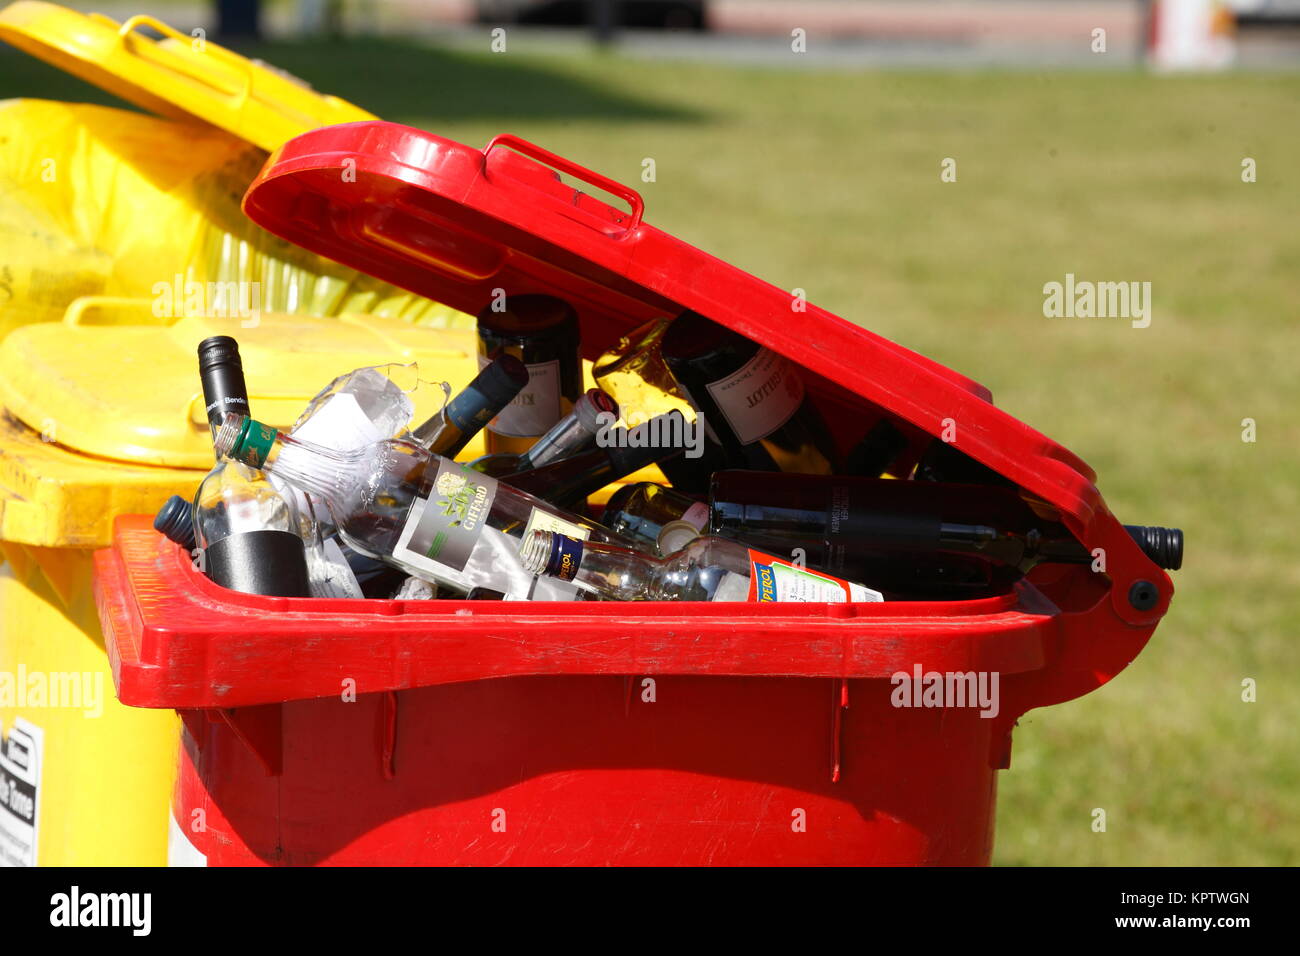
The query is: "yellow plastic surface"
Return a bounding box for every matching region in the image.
[0,0,375,151]
[0,100,473,341]
[0,308,485,474]
[1,547,177,866]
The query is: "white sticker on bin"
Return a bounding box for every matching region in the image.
[0,717,43,867]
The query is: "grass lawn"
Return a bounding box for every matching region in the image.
[2,36,1297,865]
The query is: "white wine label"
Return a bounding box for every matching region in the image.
[704,348,805,446]
[746,550,884,603]
[0,717,42,867]
[522,508,592,543]
[486,357,562,438]
[393,460,499,576]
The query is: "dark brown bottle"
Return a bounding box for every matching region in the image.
[477,294,582,456]
[659,310,839,475]
[707,471,1182,598]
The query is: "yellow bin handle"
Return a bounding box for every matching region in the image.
[116,13,254,105]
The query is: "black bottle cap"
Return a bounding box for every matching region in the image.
[153,494,196,552]
[197,335,241,374]
[197,335,250,431]
[1125,525,1184,571]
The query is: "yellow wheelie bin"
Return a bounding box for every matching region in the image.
[0,1,477,864]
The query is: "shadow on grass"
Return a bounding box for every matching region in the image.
[0,36,705,125]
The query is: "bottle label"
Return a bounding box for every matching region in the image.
[393,460,499,575]
[484,356,561,438]
[522,508,592,545]
[537,533,585,582]
[704,348,804,445]
[745,549,883,603]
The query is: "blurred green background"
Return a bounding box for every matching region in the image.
[2,24,1297,865]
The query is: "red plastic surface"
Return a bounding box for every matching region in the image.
[170,678,1000,865]
[92,122,1176,866]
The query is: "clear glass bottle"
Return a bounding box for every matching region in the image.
[193,336,312,597]
[599,481,708,554]
[212,412,642,598]
[519,530,882,603]
[193,458,312,597]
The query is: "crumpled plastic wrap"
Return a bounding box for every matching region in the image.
[0,99,471,340]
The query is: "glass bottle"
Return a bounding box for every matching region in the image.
[502,411,690,511]
[707,471,1183,597]
[410,353,529,457]
[470,387,617,477]
[519,530,882,603]
[193,336,312,597]
[599,481,708,554]
[659,310,840,475]
[477,294,582,456]
[212,412,642,598]
[592,315,728,494]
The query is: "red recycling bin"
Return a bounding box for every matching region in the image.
[93,122,1173,866]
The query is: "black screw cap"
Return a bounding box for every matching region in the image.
[153,494,196,552]
[1124,525,1184,571]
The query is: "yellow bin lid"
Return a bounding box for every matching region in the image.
[0,0,376,150]
[0,301,481,471]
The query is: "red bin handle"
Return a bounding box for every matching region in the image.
[484,133,646,233]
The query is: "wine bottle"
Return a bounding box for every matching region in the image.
[195,337,312,597]
[519,530,882,603]
[707,471,1183,598]
[410,353,529,457]
[600,481,708,554]
[591,316,724,493]
[212,413,641,599]
[659,310,840,475]
[503,411,691,510]
[470,388,617,477]
[477,294,582,456]
[192,461,314,597]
